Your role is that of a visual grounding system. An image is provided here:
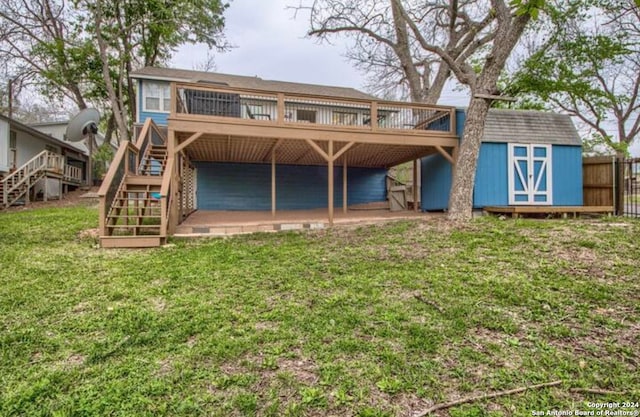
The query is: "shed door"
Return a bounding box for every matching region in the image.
[508,144,552,205]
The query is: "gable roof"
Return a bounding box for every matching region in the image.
[0,114,88,157]
[130,67,377,101]
[483,109,581,146]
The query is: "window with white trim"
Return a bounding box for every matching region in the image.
[143,82,171,112]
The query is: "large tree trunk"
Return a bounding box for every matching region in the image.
[447,96,491,221]
[447,9,531,221]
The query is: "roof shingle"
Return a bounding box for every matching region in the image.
[130,67,377,101]
[483,109,581,146]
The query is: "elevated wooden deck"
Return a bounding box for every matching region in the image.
[484,206,614,218]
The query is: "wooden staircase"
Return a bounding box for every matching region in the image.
[1,151,64,209]
[140,145,168,176]
[99,121,172,248]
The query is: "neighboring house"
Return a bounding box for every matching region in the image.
[422,109,583,210]
[0,114,87,208]
[29,120,117,155]
[98,67,583,248]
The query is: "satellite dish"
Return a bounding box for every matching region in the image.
[66,108,100,142]
[66,108,100,187]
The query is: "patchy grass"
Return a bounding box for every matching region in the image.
[0,205,639,416]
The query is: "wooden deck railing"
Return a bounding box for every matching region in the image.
[172,82,456,136]
[98,139,140,236]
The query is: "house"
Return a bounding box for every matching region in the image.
[421,109,583,210]
[98,67,587,247]
[0,114,87,208]
[98,67,459,247]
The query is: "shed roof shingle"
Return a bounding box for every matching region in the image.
[130,67,377,101]
[483,109,581,146]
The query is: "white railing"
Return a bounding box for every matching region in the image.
[64,165,83,183]
[2,150,71,206]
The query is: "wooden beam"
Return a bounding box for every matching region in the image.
[343,155,348,214]
[304,139,330,161]
[474,93,516,102]
[272,150,276,219]
[332,141,355,162]
[435,145,455,164]
[328,140,334,225]
[174,132,203,154]
[167,116,459,148]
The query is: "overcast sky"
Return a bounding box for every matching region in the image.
[171,0,470,107]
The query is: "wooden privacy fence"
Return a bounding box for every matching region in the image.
[583,156,640,217]
[583,157,615,207]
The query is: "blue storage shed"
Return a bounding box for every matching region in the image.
[421,109,583,211]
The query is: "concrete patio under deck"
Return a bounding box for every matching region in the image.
[175,208,442,237]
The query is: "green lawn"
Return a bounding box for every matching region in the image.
[0,203,638,416]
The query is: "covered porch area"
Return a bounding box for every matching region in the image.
[166,82,460,229]
[175,207,443,237]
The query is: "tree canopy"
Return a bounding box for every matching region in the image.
[299,0,543,220]
[508,0,640,156]
[0,0,229,142]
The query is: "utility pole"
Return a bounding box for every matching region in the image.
[8,79,14,118]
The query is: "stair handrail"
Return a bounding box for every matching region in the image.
[2,150,51,193]
[98,140,140,236]
[135,118,166,175]
[159,153,175,236]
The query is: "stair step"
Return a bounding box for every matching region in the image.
[106,224,160,228]
[107,215,162,219]
[100,235,164,248]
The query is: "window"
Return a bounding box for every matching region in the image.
[143,82,171,112]
[332,111,357,125]
[9,131,17,149]
[297,109,316,123]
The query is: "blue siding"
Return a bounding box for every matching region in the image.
[552,145,583,205]
[473,143,509,207]
[138,79,169,126]
[195,162,386,210]
[420,154,452,211]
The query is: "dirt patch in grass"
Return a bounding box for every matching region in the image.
[3,187,100,212]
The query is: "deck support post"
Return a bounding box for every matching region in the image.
[328,140,334,225]
[413,159,418,212]
[343,155,348,214]
[271,149,276,219]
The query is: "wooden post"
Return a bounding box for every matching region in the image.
[272,149,276,218]
[170,82,177,115]
[413,159,418,212]
[44,178,48,202]
[343,155,348,214]
[615,157,624,216]
[277,93,285,125]
[371,102,378,130]
[328,140,334,225]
